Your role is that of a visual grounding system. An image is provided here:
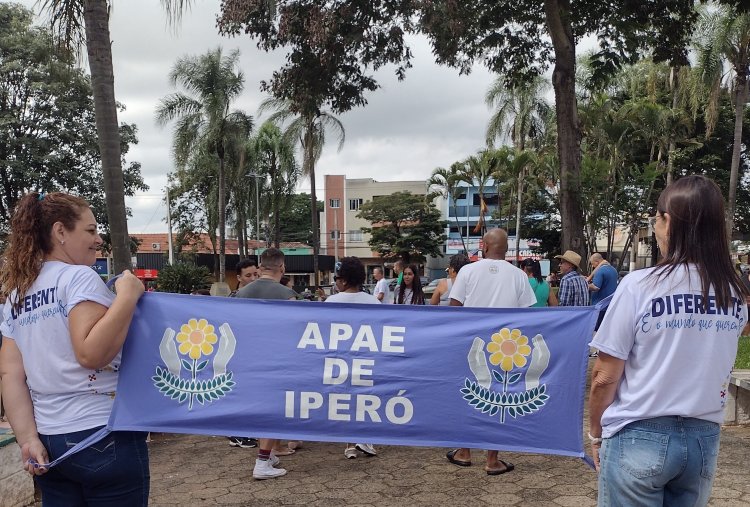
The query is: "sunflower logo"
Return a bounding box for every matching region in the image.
[153,319,237,410]
[176,318,218,360]
[461,327,550,423]
[487,328,532,372]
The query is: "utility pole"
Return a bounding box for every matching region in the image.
[247,172,262,247]
[166,186,174,266]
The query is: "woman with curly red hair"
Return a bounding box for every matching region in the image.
[0,192,148,506]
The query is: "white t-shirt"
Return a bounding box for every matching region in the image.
[393,286,423,305]
[373,278,390,304]
[1,261,117,435]
[325,291,382,305]
[449,258,537,308]
[590,265,748,437]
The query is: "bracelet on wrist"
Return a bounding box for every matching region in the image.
[588,432,603,444]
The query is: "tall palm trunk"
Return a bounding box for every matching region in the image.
[728,71,748,240]
[545,0,586,259]
[305,121,320,287]
[218,152,226,282]
[273,190,281,248]
[271,153,282,248]
[237,218,246,259]
[666,66,679,186]
[514,168,524,265]
[451,201,468,253]
[83,0,130,273]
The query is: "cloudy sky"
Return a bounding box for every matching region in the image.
[19,0,498,233]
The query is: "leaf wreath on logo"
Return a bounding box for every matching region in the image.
[460,378,549,420]
[152,366,235,406]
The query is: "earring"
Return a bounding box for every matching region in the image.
[60,240,65,245]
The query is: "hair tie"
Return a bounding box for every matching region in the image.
[37,192,46,201]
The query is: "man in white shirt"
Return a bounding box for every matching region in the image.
[372,267,390,304]
[447,228,536,476]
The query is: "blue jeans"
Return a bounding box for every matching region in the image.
[598,417,720,507]
[37,427,150,507]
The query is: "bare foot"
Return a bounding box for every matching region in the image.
[272,446,296,456]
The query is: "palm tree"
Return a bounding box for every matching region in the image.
[485,76,554,262]
[259,98,345,287]
[225,129,256,258]
[694,4,750,239]
[156,47,253,283]
[485,75,552,151]
[488,147,536,263]
[458,149,503,237]
[427,162,468,253]
[37,1,201,273]
[38,0,133,273]
[252,121,300,247]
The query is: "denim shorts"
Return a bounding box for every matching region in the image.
[37,427,150,507]
[598,416,720,507]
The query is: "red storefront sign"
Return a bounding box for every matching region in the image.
[134,269,158,279]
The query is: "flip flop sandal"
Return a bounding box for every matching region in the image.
[272,448,296,456]
[446,449,471,467]
[486,460,515,475]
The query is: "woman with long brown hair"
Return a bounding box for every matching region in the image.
[393,263,425,305]
[588,175,749,506]
[0,192,148,505]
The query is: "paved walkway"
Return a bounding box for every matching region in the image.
[148,425,750,506]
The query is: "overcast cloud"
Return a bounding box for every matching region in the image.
[18,0,496,233]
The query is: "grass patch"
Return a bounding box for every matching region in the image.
[736,336,750,370]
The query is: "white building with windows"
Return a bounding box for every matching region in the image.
[321,175,427,276]
[321,175,552,280]
[437,180,543,260]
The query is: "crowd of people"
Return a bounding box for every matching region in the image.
[0,174,748,506]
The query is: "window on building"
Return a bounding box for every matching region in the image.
[329,198,340,208]
[473,193,499,205]
[456,192,467,200]
[330,230,341,240]
[349,198,363,211]
[349,230,363,242]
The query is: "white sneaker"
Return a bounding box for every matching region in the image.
[344,446,357,459]
[269,452,280,467]
[253,458,287,479]
[355,443,377,456]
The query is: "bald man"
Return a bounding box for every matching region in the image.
[587,253,618,305]
[447,228,536,475]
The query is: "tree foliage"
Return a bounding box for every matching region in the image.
[357,191,447,263]
[419,1,695,85]
[257,96,345,285]
[156,47,253,281]
[249,120,300,247]
[218,1,416,117]
[274,193,323,246]
[218,0,415,286]
[693,3,750,238]
[0,3,146,239]
[156,262,212,294]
